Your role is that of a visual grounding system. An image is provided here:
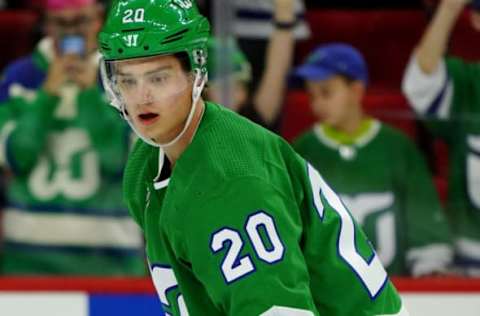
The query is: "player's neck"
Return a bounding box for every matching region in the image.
[163,99,206,167]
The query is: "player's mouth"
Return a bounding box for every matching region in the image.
[138,112,160,126]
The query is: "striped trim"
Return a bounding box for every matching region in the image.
[0,120,16,168]
[455,238,480,261]
[3,208,142,249]
[426,77,453,119]
[3,241,143,257]
[313,120,381,150]
[407,244,453,277]
[7,203,130,218]
[234,19,310,39]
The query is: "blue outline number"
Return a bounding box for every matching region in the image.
[307,163,388,298]
[246,212,285,264]
[210,228,255,284]
[210,212,285,284]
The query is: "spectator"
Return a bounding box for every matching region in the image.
[0,0,145,275]
[233,0,310,92]
[293,43,453,276]
[205,0,296,132]
[403,0,480,276]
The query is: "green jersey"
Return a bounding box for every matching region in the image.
[293,120,452,276]
[124,102,406,316]
[403,56,480,272]
[0,38,145,275]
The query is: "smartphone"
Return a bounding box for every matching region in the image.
[59,35,86,56]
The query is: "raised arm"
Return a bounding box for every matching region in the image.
[253,0,296,125]
[415,0,469,74]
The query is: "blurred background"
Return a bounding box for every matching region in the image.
[0,0,480,315]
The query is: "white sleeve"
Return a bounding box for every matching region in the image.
[406,244,454,277]
[260,306,315,316]
[402,54,454,119]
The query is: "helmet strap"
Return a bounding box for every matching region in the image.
[157,68,206,148]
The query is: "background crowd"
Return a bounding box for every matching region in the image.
[0,0,479,278]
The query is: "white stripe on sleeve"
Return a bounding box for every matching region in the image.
[402,55,453,119]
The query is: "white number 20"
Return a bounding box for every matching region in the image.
[122,8,145,24]
[210,212,285,284]
[308,163,388,298]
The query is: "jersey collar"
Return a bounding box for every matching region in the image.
[153,149,171,190]
[314,118,381,150]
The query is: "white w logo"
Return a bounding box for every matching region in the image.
[123,34,139,47]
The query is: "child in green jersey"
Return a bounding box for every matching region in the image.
[403,0,480,276]
[293,43,453,276]
[99,0,408,315]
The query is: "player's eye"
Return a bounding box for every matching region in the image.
[149,73,170,86]
[119,77,137,90]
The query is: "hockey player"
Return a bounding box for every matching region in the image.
[99,0,408,315]
[403,0,480,276]
[293,43,453,276]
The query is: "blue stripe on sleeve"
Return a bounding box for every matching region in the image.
[426,75,450,116]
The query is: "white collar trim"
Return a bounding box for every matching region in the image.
[153,149,170,190]
[313,120,381,149]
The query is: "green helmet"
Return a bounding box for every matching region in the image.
[207,37,252,83]
[99,0,211,148]
[98,0,210,74]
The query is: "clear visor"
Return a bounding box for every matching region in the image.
[100,55,191,117]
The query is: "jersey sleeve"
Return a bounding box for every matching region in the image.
[182,176,319,316]
[402,54,453,140]
[399,136,454,276]
[402,54,480,142]
[0,59,60,174]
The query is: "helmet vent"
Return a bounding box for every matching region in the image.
[121,27,145,33]
[161,28,189,44]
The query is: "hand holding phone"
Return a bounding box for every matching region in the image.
[60,35,86,56]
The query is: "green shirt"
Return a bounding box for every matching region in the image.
[293,121,452,276]
[428,58,480,249]
[0,39,145,275]
[124,102,405,316]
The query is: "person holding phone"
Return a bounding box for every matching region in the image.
[0,0,146,276]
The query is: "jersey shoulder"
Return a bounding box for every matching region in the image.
[181,102,302,204]
[123,139,158,228]
[192,103,275,179]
